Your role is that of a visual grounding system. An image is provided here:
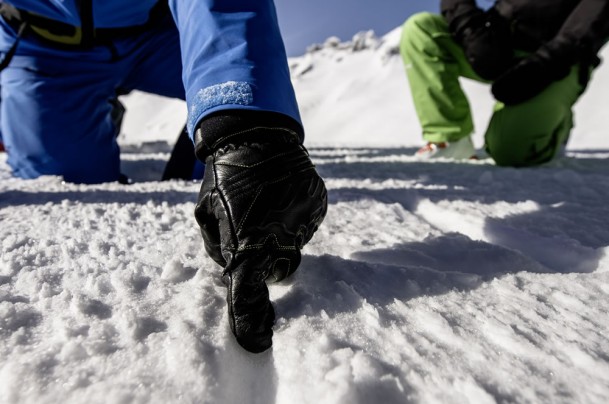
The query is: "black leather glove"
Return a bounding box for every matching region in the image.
[194,111,327,353]
[492,45,572,105]
[442,2,514,80]
[442,0,484,40]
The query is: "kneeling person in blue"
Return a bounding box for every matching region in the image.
[0,0,328,352]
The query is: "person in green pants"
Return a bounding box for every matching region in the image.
[400,0,609,166]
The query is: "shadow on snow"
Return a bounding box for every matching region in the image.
[274,147,608,320]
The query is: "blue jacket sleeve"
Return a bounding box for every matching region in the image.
[168,0,302,138]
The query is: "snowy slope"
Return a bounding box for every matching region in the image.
[1,29,609,404]
[292,28,609,149]
[120,28,609,150]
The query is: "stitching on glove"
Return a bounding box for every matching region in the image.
[238,185,264,234]
[237,234,299,252]
[236,168,317,234]
[214,162,239,251]
[215,149,303,169]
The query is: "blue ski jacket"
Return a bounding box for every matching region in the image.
[0,0,301,138]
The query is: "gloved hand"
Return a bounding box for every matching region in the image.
[492,46,572,105]
[194,112,327,353]
[442,2,514,80]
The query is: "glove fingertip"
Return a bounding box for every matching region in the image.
[225,255,276,353]
[235,327,274,354]
[231,303,275,353]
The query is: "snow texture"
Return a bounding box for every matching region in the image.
[1,30,609,404]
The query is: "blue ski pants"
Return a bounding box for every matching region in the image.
[1,0,301,184]
[1,16,186,183]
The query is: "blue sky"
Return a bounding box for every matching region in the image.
[274,0,438,56]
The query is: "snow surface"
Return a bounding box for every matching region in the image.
[1,30,609,404]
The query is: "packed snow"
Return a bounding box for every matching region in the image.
[1,29,609,404]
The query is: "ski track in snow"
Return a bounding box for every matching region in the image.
[2,31,609,404]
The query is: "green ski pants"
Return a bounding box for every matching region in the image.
[400,13,586,167]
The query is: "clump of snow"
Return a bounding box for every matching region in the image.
[1,26,609,404]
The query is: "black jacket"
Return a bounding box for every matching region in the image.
[442,0,609,65]
[496,0,609,59]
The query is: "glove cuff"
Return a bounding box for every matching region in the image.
[194,110,304,161]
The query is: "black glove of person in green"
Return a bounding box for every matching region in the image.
[492,45,574,105]
[194,111,327,353]
[442,0,514,80]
